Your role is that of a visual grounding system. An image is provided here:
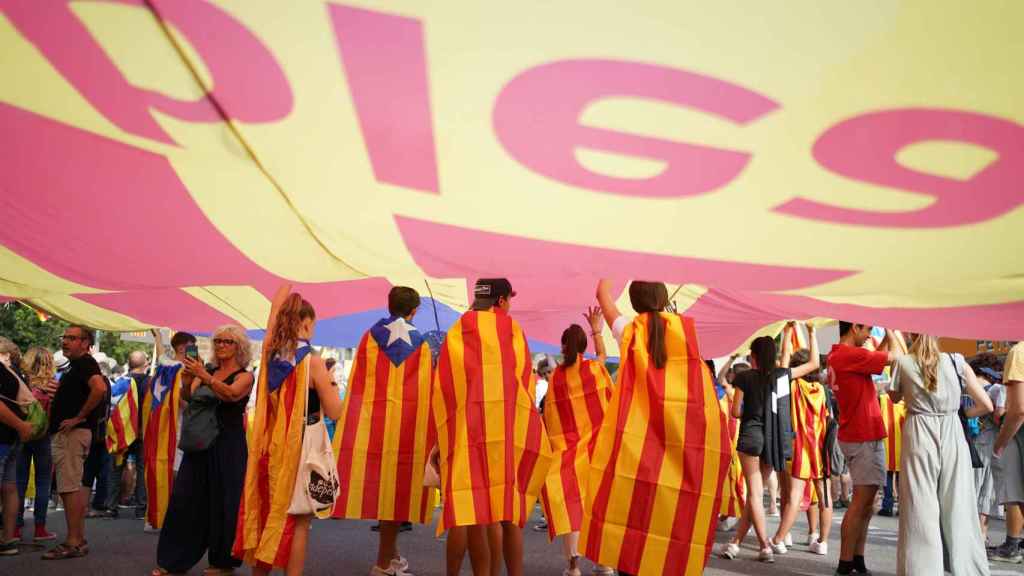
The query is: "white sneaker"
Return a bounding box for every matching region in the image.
[809,539,828,556]
[769,539,788,555]
[143,523,159,534]
[759,547,775,563]
[784,533,793,547]
[806,532,820,546]
[391,557,409,573]
[719,542,740,560]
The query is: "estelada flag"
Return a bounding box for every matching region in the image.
[790,378,830,480]
[432,309,552,532]
[540,358,613,539]
[717,389,744,519]
[880,393,907,472]
[106,376,140,457]
[332,317,436,523]
[234,345,312,570]
[581,313,731,576]
[143,363,183,529]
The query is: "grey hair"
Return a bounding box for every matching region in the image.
[211,325,253,368]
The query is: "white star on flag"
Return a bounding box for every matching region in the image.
[383,317,417,347]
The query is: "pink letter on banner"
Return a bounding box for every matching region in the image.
[777,109,1024,227]
[493,59,779,198]
[1,0,292,145]
[329,4,440,193]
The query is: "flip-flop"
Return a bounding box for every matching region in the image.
[42,542,88,560]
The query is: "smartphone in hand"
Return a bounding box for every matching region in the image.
[185,343,199,361]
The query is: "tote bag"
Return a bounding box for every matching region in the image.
[288,386,340,519]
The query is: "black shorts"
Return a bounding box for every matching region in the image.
[736,424,765,457]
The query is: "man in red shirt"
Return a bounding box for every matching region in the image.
[829,322,899,576]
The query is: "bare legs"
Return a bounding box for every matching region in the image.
[730,456,771,549]
[376,521,401,570]
[839,484,878,562]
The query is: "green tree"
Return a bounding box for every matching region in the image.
[98,331,149,366]
[0,302,147,365]
[0,302,68,352]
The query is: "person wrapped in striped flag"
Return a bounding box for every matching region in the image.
[143,331,196,531]
[539,307,616,576]
[878,391,907,516]
[106,368,141,464]
[714,357,747,526]
[584,280,731,576]
[770,324,833,556]
[331,286,436,576]
[234,286,343,576]
[433,278,553,576]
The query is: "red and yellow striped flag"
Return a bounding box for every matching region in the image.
[106,378,140,456]
[332,327,436,523]
[540,358,614,539]
[143,364,183,529]
[717,389,744,518]
[432,309,553,532]
[581,313,731,576]
[790,378,830,480]
[880,394,906,472]
[234,347,311,570]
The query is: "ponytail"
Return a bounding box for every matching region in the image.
[648,313,667,370]
[270,293,315,359]
[628,281,670,370]
[560,324,588,367]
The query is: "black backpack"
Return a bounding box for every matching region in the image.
[179,369,245,453]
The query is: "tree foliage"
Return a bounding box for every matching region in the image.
[0,302,148,365]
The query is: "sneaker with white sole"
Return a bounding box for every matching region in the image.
[759,547,775,563]
[718,542,740,560]
[809,539,828,555]
[806,532,820,546]
[391,557,410,573]
[769,539,788,555]
[784,533,793,547]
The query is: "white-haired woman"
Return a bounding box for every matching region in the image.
[892,334,992,576]
[152,325,254,576]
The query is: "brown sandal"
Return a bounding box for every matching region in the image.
[42,542,88,560]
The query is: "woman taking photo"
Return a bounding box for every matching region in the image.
[151,325,254,576]
[234,285,343,576]
[540,308,615,576]
[892,334,992,575]
[719,325,819,563]
[15,346,58,542]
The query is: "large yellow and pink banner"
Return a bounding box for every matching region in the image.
[0,1,1021,355]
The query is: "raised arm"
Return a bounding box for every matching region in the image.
[261,284,292,367]
[790,324,820,380]
[780,321,796,370]
[718,354,739,383]
[151,328,166,363]
[596,279,622,330]
[585,306,607,364]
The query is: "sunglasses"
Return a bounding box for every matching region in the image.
[213,338,237,346]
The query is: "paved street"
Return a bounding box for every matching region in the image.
[1,506,1021,575]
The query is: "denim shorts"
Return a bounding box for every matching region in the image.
[0,443,20,484]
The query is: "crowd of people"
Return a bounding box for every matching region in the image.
[0,279,1020,576]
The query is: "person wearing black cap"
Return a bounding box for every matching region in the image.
[434,278,551,576]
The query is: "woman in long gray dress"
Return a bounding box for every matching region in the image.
[891,334,992,575]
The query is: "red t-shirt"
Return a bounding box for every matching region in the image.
[828,344,890,443]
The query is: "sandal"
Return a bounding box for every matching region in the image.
[42,542,89,560]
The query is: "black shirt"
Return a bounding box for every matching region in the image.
[735,367,791,428]
[0,365,24,445]
[50,354,102,434]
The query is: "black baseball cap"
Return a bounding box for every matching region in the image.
[473,278,516,301]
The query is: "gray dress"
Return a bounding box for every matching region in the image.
[893,353,989,576]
